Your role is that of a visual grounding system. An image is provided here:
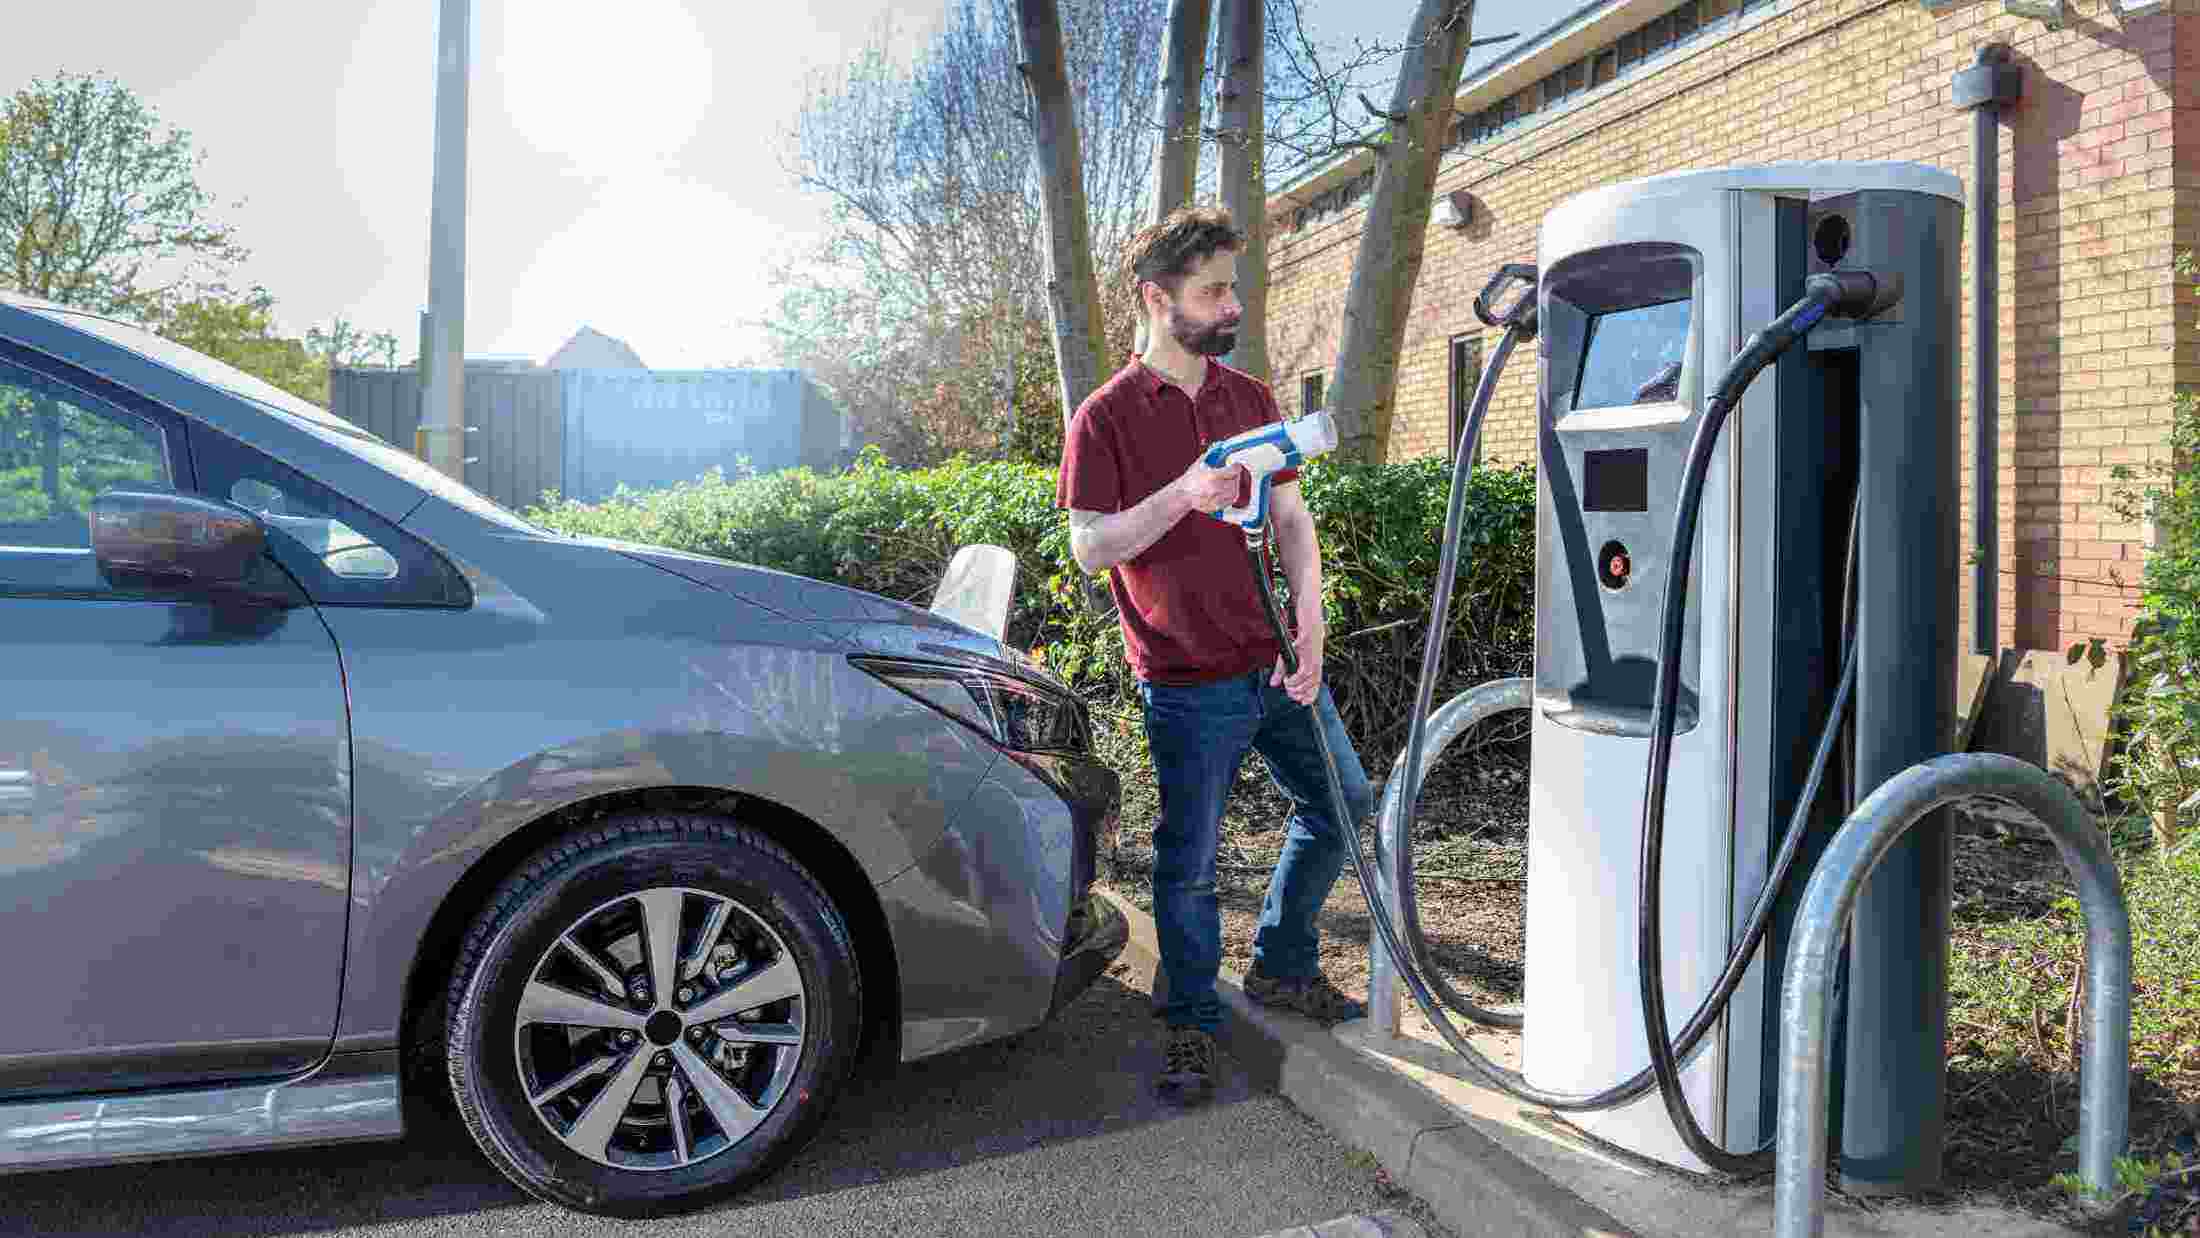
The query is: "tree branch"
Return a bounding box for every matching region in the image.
[1358,92,1408,124]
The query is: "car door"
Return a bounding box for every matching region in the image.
[0,345,351,1097]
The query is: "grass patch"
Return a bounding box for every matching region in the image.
[1944,822,2200,1230]
[1948,830,2200,1096]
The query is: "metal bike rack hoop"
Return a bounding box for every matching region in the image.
[1774,752,2132,1238]
[1370,676,1535,1034]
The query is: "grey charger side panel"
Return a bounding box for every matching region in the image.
[1818,186,1965,1193]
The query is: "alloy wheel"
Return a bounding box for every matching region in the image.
[510,885,807,1171]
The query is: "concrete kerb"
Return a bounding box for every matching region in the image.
[1090,886,2084,1238]
[1092,886,1635,1238]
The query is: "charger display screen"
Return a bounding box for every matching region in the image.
[1582,448,1649,513]
[1577,298,1690,409]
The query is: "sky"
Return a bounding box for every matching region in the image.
[5,1,1544,372]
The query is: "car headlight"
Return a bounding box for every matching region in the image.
[851,656,1090,754]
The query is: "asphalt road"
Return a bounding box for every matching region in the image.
[0,967,1451,1238]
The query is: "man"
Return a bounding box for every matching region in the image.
[1055,204,1373,1106]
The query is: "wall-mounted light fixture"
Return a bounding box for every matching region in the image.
[1433,189,1475,231]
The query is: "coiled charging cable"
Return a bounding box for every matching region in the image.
[1237,266,1897,1162]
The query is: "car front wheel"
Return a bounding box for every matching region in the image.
[444,813,862,1217]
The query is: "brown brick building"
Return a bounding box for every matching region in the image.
[1262,0,2193,652]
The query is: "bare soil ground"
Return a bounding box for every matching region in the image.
[1097,720,2200,1235]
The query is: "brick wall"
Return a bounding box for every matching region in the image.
[1264,0,2193,653]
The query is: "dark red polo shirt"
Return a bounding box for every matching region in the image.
[1055,358,1299,685]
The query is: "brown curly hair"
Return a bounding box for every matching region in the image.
[1117,204,1242,308]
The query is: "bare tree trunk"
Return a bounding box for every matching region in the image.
[1215,0,1269,380]
[1017,0,1112,426]
[1150,0,1211,220]
[1326,0,1477,458]
[1137,0,1212,355]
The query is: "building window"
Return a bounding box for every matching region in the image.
[1302,371,1325,417]
[1328,0,1748,223]
[1672,1,1700,42]
[1448,335,1483,463]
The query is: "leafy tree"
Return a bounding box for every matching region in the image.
[148,285,329,406]
[0,71,247,318]
[305,318,402,370]
[0,379,168,526]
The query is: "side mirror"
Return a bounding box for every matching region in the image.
[90,488,271,596]
[929,543,1018,642]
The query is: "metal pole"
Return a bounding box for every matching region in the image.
[423,0,473,481]
[1952,45,2020,655]
[1775,752,2129,1238]
[1971,86,1997,656]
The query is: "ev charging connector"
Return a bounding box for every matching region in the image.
[1199,409,1339,534]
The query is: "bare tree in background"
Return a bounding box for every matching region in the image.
[1213,0,1269,380]
[1131,0,1212,357]
[1148,1,1214,229]
[1321,0,1483,458]
[767,0,1163,467]
[1017,0,1109,431]
[1186,0,1510,403]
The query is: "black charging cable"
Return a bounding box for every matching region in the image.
[1634,269,1901,1174]
[1387,265,1539,1032]
[1236,264,1899,1138]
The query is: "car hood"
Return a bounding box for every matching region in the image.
[579,537,1067,691]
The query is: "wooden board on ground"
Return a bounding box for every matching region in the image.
[1968,646,2128,810]
[1952,651,1997,752]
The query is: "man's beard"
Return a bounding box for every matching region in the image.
[1168,308,1238,357]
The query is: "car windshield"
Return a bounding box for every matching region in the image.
[24,301,550,536]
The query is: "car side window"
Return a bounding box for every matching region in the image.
[0,356,176,596]
[187,423,471,608]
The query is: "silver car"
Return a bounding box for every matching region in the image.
[0,290,1124,1217]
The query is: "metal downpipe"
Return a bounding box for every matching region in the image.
[1954,43,2019,656]
[1972,68,1998,656]
[1774,752,2130,1238]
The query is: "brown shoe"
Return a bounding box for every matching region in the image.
[1155,1025,1216,1106]
[1243,968,1367,1025]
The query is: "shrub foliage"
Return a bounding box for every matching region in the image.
[2107,252,2200,854]
[525,447,1538,760]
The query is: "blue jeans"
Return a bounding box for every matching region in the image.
[1138,670,1374,1033]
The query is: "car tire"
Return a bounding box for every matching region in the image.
[444,812,862,1217]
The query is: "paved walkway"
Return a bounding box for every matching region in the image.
[0,953,1453,1238]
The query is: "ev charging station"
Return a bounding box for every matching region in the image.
[1516,162,1962,1188]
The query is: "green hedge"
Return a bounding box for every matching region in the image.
[524,446,1538,758]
